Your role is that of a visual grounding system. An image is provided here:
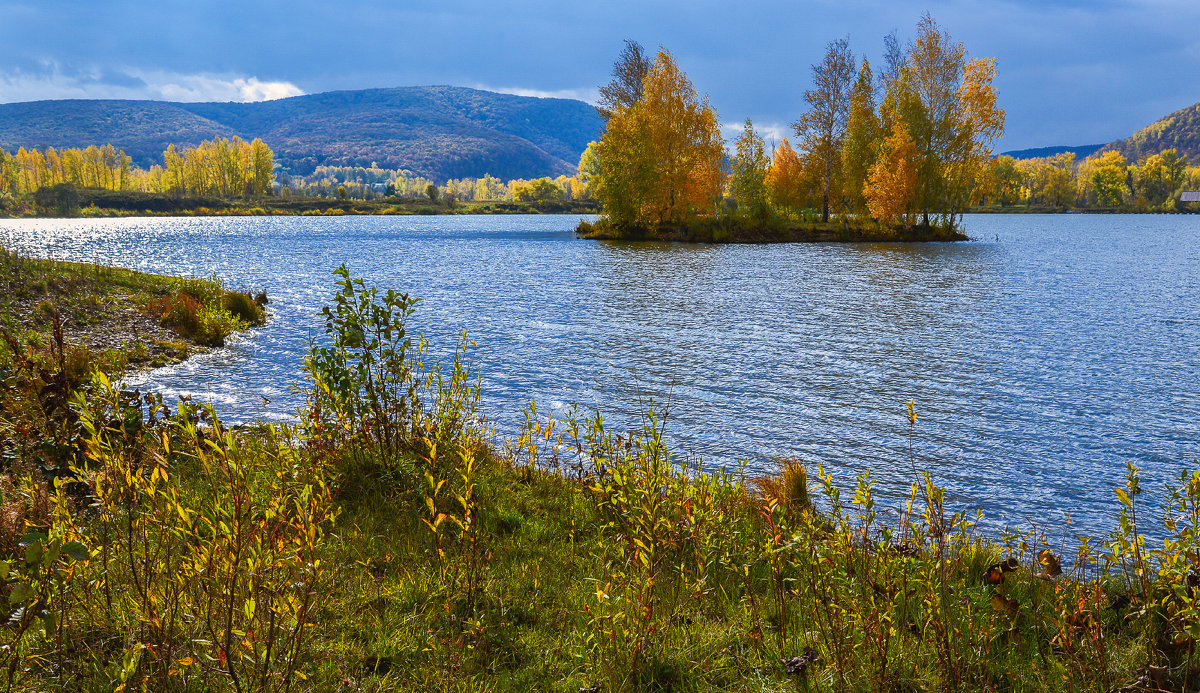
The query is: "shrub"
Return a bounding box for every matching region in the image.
[222,290,265,325]
[146,291,244,346]
[300,264,483,466]
[67,373,337,691]
[146,291,203,338]
[174,275,223,306]
[32,300,56,323]
[192,305,244,346]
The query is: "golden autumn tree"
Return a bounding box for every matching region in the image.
[249,138,274,196]
[868,14,1005,228]
[593,48,725,228]
[0,149,14,195]
[988,155,1022,207]
[1133,149,1186,208]
[767,19,1002,228]
[765,137,806,214]
[1081,150,1129,207]
[14,148,47,193]
[865,120,919,227]
[160,137,275,198]
[902,14,964,225]
[1041,152,1077,207]
[0,144,134,195]
[942,56,1005,223]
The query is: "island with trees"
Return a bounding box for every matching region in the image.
[579,16,1003,242]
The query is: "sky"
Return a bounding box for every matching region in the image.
[1,0,1198,152]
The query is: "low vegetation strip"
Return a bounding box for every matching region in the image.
[0,262,1194,691]
[0,186,599,219]
[0,247,266,372]
[576,217,968,243]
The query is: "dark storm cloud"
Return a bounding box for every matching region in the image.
[1,0,1197,149]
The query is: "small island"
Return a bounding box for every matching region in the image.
[576,217,968,243]
[577,23,1000,243]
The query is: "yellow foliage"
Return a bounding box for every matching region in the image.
[1,145,134,196]
[1080,150,1129,207]
[865,121,919,226]
[765,138,806,213]
[162,137,274,198]
[594,49,726,227]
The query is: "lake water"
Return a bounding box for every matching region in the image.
[1,213,1197,540]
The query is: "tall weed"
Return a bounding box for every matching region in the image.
[66,372,336,691]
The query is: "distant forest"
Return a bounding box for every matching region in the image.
[0,138,593,215]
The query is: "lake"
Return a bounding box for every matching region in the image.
[1,213,1197,540]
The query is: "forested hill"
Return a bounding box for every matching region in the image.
[1097,100,1200,163]
[0,86,602,181]
[1000,144,1104,160]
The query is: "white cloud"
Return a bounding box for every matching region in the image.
[150,74,304,103]
[0,64,304,103]
[475,84,600,104]
[721,120,792,150]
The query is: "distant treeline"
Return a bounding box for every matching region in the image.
[988,149,1199,211]
[280,165,591,205]
[0,140,594,213]
[0,138,273,200]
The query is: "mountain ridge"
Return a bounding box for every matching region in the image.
[1000,144,1105,160]
[0,86,603,182]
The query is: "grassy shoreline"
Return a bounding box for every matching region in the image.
[0,260,1196,691]
[0,249,266,372]
[4,188,1196,221]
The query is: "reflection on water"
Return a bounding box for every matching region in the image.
[0,213,1197,540]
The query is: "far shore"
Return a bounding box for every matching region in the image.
[0,188,599,219]
[3,187,1198,221]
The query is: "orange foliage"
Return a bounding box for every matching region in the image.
[765,138,806,212]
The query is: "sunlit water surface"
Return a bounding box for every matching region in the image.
[1,214,1197,539]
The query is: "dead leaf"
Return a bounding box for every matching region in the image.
[1038,549,1062,577]
[991,593,1019,617]
[782,647,819,676]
